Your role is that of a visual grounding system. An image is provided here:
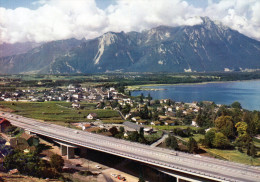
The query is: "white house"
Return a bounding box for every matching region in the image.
[191,120,198,127]
[87,113,97,120]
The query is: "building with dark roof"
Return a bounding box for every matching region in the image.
[123,121,142,132]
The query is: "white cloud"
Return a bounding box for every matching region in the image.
[0,0,260,44]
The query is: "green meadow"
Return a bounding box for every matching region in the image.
[0,101,122,124]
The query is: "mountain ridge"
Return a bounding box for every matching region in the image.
[0,17,260,74]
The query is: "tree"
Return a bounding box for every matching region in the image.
[139,127,144,137]
[231,101,242,109]
[111,100,119,108]
[247,144,256,157]
[187,137,198,153]
[98,102,105,109]
[152,110,159,121]
[140,105,149,119]
[213,132,231,149]
[128,131,139,142]
[243,112,256,137]
[165,135,179,150]
[122,104,131,115]
[140,93,144,103]
[147,93,152,101]
[50,154,64,172]
[204,129,216,148]
[117,86,125,93]
[195,109,204,127]
[214,115,234,138]
[109,127,119,137]
[119,126,125,133]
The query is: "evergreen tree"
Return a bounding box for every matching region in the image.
[248,144,256,157]
[231,101,242,109]
[50,154,64,173]
[166,135,179,150]
[187,137,198,153]
[147,93,152,101]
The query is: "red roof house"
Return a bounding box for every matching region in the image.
[0,118,11,132]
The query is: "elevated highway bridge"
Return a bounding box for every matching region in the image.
[1,112,260,182]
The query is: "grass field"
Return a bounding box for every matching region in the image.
[148,125,199,131]
[178,133,260,166]
[203,148,260,166]
[0,101,123,124]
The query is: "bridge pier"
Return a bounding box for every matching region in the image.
[55,140,77,160]
[61,145,67,156]
[60,145,75,159]
[67,147,75,159]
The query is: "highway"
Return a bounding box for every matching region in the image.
[1,111,260,182]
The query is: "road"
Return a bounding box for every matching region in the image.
[150,133,168,147]
[1,111,260,182]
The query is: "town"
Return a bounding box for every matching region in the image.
[0,82,260,181]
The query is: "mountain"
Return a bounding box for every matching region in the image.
[0,42,42,58]
[0,38,83,74]
[0,17,260,74]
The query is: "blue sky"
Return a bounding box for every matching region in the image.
[0,0,116,9]
[0,0,219,10]
[0,0,259,44]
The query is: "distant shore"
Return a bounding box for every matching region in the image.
[127,79,260,91]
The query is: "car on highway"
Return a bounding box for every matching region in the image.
[95,165,102,169]
[110,173,117,178]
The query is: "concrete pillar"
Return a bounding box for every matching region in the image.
[61,145,67,156]
[67,147,75,159]
[80,147,87,157]
[176,177,179,182]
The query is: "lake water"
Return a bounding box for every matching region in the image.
[131,80,260,111]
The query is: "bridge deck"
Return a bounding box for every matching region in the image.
[1,111,260,182]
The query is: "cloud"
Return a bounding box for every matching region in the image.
[0,0,260,44]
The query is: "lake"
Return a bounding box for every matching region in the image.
[131,80,260,111]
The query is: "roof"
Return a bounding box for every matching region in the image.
[88,113,97,117]
[20,133,33,140]
[137,120,147,123]
[0,118,10,124]
[123,121,142,131]
[10,138,29,151]
[164,120,175,124]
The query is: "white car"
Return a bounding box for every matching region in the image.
[110,173,117,177]
[95,165,102,169]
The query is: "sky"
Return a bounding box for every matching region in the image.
[0,0,259,44]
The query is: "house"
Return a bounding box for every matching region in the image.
[164,120,175,126]
[151,121,160,126]
[0,118,11,132]
[136,120,148,125]
[165,112,176,117]
[87,113,98,120]
[72,103,80,108]
[123,121,142,132]
[20,133,39,146]
[191,120,198,127]
[9,169,19,175]
[9,137,35,152]
[144,128,153,135]
[82,123,92,130]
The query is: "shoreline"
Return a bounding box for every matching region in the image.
[127,79,260,91]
